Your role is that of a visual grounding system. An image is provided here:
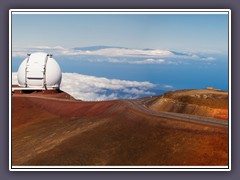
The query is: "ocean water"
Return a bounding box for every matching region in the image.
[12,54,229,93]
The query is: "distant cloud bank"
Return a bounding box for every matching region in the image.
[12,72,169,101]
[12,45,217,64]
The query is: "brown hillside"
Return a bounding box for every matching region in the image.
[12,91,228,166]
[149,89,228,120]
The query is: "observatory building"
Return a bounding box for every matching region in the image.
[13,52,62,93]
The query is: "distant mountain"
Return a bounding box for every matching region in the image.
[72,45,128,51]
[142,48,155,51]
[170,51,189,56]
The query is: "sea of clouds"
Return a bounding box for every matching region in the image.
[12,46,217,65]
[12,45,222,100]
[12,72,160,101]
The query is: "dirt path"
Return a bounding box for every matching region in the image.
[124,98,228,127]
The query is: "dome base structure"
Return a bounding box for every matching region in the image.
[17,52,62,90]
[12,86,62,94]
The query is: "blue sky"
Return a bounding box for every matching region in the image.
[11,12,229,100]
[12,14,228,51]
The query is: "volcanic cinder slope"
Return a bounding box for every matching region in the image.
[12,89,228,166]
[149,89,228,120]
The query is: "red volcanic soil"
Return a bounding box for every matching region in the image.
[149,89,228,120]
[12,91,228,166]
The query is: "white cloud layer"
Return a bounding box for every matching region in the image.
[163,85,173,89]
[106,58,165,64]
[12,46,172,58]
[12,72,157,101]
[12,46,216,64]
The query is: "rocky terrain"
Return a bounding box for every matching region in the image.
[149,89,228,120]
[11,89,229,166]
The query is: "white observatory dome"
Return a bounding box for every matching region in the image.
[17,52,62,89]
